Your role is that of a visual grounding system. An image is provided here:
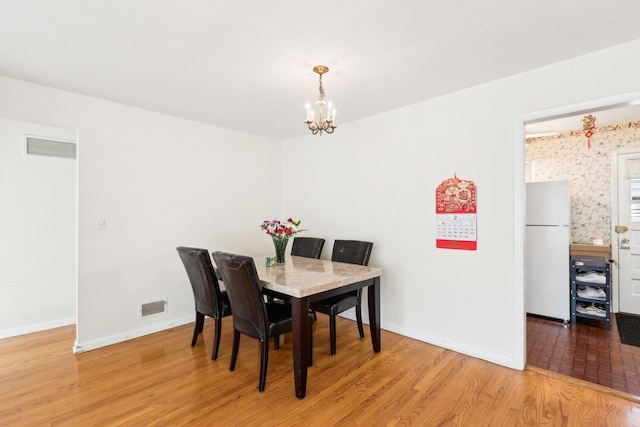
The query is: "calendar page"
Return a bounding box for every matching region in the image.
[435,175,477,250]
[436,214,477,249]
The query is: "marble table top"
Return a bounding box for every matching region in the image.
[252,254,382,298]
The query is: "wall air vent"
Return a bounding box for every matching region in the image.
[26,137,76,159]
[140,299,168,318]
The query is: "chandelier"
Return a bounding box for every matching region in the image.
[304,65,337,135]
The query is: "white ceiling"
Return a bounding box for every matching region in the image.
[2,1,640,140]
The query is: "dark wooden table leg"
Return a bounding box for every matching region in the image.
[291,296,310,399]
[368,276,381,352]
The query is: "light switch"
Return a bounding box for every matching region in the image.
[97,218,106,229]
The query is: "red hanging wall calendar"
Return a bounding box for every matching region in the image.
[436,174,477,250]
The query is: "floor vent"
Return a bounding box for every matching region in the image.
[140,299,167,318]
[26,137,76,159]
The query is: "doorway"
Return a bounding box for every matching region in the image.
[521,93,640,396]
[0,117,78,338]
[613,149,640,315]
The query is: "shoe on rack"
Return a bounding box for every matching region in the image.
[575,302,606,317]
[576,286,606,300]
[575,303,589,314]
[585,303,606,317]
[576,271,606,284]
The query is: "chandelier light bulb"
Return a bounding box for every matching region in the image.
[305,102,312,121]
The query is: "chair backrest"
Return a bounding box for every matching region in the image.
[331,240,373,266]
[176,246,224,317]
[211,252,268,341]
[291,237,325,259]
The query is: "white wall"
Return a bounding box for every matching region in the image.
[0,76,281,351]
[282,39,640,368]
[0,118,77,337]
[2,39,640,366]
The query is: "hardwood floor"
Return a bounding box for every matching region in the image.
[3,316,640,426]
[527,313,640,396]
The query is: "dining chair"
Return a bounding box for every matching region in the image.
[211,251,315,392]
[291,236,325,259]
[176,246,232,360]
[310,240,373,355]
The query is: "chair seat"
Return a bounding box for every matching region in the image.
[266,302,293,336]
[311,292,358,315]
[195,289,232,319]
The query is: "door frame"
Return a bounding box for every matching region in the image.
[515,89,640,369]
[610,147,640,314]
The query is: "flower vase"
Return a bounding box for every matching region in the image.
[273,237,289,265]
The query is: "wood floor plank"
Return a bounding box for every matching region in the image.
[2,316,640,426]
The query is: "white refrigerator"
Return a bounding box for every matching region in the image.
[526,180,570,321]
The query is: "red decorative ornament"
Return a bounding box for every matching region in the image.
[582,114,596,148]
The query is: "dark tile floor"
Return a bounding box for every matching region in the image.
[527,314,640,396]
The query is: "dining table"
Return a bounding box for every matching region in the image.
[252,254,382,399]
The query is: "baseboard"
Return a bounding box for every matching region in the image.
[0,317,76,339]
[73,310,516,367]
[381,320,516,369]
[338,312,517,369]
[73,315,194,354]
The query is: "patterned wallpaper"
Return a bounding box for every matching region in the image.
[525,120,640,245]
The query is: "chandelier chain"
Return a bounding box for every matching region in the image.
[318,74,325,102]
